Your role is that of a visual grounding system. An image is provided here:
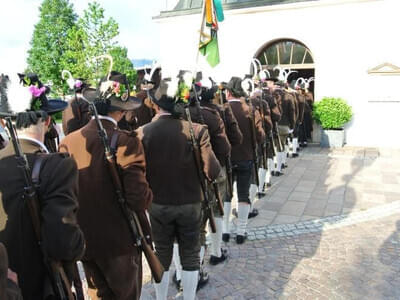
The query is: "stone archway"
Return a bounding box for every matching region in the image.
[253,39,315,91]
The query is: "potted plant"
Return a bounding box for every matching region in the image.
[313,97,353,148]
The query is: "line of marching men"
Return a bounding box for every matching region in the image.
[0,66,314,300]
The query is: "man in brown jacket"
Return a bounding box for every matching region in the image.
[62,78,91,135]
[137,77,221,300]
[224,77,265,244]
[1,74,85,300]
[272,83,295,176]
[262,78,281,186]
[60,71,153,300]
[248,86,273,214]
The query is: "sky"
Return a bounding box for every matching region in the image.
[0,0,173,75]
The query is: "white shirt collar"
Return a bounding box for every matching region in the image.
[228,98,241,102]
[18,136,49,153]
[158,112,172,117]
[94,115,118,127]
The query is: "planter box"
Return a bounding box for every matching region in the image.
[320,129,345,148]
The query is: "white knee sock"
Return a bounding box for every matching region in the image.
[276,152,283,172]
[232,181,238,204]
[283,145,289,164]
[210,217,222,257]
[222,202,231,234]
[293,138,298,154]
[199,246,205,265]
[266,158,273,184]
[182,270,199,300]
[249,184,258,211]
[173,243,182,281]
[237,202,250,236]
[154,270,170,300]
[258,168,266,193]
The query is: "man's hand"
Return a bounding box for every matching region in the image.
[7,268,18,284]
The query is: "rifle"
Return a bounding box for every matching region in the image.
[245,97,260,187]
[192,82,224,217]
[218,87,233,198]
[87,103,165,283]
[184,107,217,233]
[1,114,74,300]
[257,96,268,170]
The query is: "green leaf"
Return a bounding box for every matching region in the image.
[312,97,353,129]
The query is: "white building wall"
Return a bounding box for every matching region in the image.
[156,0,400,148]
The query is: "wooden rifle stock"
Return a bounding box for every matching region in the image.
[213,182,224,216]
[258,97,268,169]
[89,104,165,284]
[218,89,233,197]
[246,99,260,187]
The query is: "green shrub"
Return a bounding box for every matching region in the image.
[313,97,353,129]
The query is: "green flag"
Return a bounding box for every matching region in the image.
[199,35,220,67]
[198,0,223,68]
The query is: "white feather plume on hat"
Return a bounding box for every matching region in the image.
[6,74,32,113]
[155,77,179,100]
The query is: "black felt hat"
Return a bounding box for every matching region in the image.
[82,71,141,111]
[150,78,182,112]
[15,73,67,114]
[226,77,245,98]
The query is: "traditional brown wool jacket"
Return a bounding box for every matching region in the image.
[60,119,153,259]
[250,96,273,134]
[275,89,296,129]
[0,139,84,300]
[228,99,265,162]
[188,104,231,166]
[201,101,243,147]
[137,115,221,206]
[62,94,91,135]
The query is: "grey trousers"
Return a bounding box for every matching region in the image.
[149,202,202,271]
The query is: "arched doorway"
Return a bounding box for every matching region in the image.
[253,39,315,91]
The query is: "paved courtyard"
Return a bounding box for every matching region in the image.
[141,146,400,299]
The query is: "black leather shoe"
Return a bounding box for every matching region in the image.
[266,182,272,187]
[292,153,299,158]
[197,270,209,290]
[281,163,288,169]
[271,171,276,176]
[257,191,266,198]
[222,233,230,242]
[209,252,228,265]
[248,208,259,219]
[172,271,182,291]
[236,234,246,244]
[275,171,283,176]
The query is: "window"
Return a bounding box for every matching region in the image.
[257,39,314,69]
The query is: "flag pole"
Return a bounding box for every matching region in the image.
[194,0,207,75]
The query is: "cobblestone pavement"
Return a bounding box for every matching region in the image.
[141,211,400,299]
[241,145,400,228]
[140,146,400,299]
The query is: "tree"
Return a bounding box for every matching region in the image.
[109,46,137,89]
[61,1,136,89]
[27,0,77,93]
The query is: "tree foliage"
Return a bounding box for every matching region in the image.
[27,0,77,93]
[28,0,136,94]
[313,97,353,129]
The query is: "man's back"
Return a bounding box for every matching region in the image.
[60,118,152,260]
[139,115,220,206]
[229,100,265,162]
[0,140,84,300]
